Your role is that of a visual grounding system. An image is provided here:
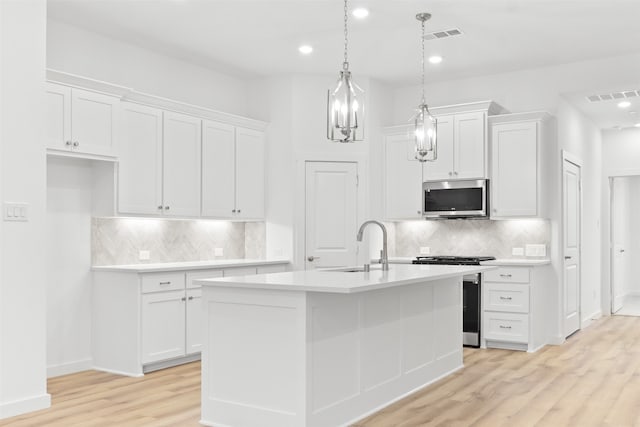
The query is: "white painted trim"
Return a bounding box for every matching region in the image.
[340,364,464,427]
[46,148,118,163]
[92,366,144,378]
[581,309,602,329]
[294,152,369,271]
[627,291,640,297]
[0,393,51,420]
[547,335,565,346]
[47,358,93,378]
[560,150,583,339]
[606,169,640,178]
[488,111,552,124]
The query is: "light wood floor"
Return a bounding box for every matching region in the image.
[3,315,640,426]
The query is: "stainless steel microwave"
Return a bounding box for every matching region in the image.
[422,179,489,219]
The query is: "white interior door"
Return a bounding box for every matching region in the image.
[611,177,631,314]
[563,157,581,338]
[305,162,358,269]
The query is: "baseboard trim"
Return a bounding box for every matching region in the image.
[92,366,144,378]
[143,353,201,374]
[548,335,565,345]
[47,358,93,378]
[582,310,602,329]
[0,393,51,420]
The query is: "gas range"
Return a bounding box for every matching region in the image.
[412,256,495,266]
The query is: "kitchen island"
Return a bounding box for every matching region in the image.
[196,264,494,427]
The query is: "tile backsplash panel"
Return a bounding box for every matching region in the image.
[92,218,266,265]
[392,219,550,258]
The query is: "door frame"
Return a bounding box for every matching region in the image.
[294,152,368,270]
[604,169,640,316]
[561,150,583,338]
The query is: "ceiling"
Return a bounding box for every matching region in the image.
[48,0,640,129]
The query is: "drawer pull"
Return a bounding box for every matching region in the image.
[499,296,513,300]
[159,281,171,285]
[181,297,186,302]
[188,296,194,300]
[499,325,512,329]
[499,274,512,278]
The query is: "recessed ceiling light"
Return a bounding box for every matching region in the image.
[618,101,631,108]
[352,8,369,19]
[428,55,443,64]
[298,45,313,55]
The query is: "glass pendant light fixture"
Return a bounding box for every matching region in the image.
[413,12,437,162]
[327,0,364,143]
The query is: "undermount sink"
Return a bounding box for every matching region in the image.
[324,266,386,273]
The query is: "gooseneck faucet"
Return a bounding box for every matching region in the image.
[356,220,389,271]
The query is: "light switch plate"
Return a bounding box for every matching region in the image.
[525,244,546,257]
[512,247,524,256]
[214,248,224,257]
[139,250,150,261]
[420,246,430,255]
[3,202,28,222]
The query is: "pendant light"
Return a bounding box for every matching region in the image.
[413,13,437,162]
[327,0,364,143]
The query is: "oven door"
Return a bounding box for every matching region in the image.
[463,273,481,348]
[423,179,488,218]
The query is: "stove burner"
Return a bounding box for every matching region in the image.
[413,256,495,266]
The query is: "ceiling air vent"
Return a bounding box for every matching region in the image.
[586,90,640,102]
[423,28,463,41]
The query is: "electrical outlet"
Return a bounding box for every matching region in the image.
[139,250,150,261]
[512,247,524,256]
[214,248,224,257]
[525,244,546,257]
[420,246,430,255]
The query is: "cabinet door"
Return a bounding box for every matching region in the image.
[384,134,423,219]
[235,127,265,219]
[141,290,186,364]
[71,88,119,156]
[118,103,163,215]
[45,83,71,150]
[163,112,202,217]
[201,120,236,218]
[454,111,485,179]
[424,115,454,181]
[491,121,537,217]
[185,289,203,355]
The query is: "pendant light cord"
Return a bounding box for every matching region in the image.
[421,18,426,104]
[343,0,349,70]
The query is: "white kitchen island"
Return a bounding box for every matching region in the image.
[196,264,494,427]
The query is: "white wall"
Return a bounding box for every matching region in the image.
[47,20,250,116]
[0,0,50,418]
[46,157,96,377]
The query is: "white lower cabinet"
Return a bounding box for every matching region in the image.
[482,265,552,352]
[92,262,289,376]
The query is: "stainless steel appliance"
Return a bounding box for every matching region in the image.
[412,255,495,347]
[422,179,489,219]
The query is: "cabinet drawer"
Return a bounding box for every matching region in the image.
[484,267,530,283]
[141,272,185,294]
[484,312,529,343]
[186,269,223,289]
[484,282,529,313]
[223,267,257,277]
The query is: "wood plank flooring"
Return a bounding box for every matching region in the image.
[3,315,640,426]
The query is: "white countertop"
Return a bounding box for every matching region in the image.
[197,264,496,294]
[91,258,289,273]
[481,258,551,266]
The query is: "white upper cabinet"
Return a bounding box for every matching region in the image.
[235,127,265,220]
[424,111,486,180]
[118,102,163,215]
[489,112,551,218]
[163,112,202,217]
[383,131,423,220]
[201,121,236,218]
[46,82,119,157]
[202,121,265,220]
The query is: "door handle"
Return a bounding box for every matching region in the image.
[564,256,572,260]
[307,256,320,262]
[620,249,625,253]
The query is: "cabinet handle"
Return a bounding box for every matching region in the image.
[237,209,241,214]
[448,171,453,176]
[164,206,170,211]
[417,210,422,215]
[188,296,194,300]
[499,325,512,329]
[65,140,72,147]
[181,297,186,302]
[454,171,458,175]
[157,205,163,210]
[232,209,236,213]
[159,281,171,285]
[73,141,79,147]
[499,296,513,300]
[499,274,512,278]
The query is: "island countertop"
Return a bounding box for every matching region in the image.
[196,263,495,294]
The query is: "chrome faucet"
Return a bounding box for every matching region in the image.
[356,220,389,271]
